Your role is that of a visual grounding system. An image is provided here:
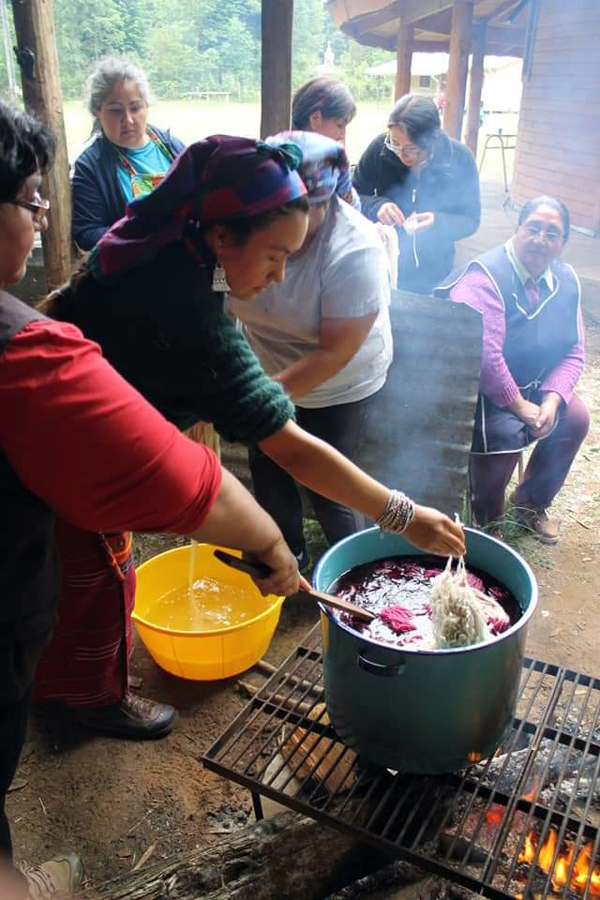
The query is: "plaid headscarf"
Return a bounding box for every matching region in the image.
[267,130,354,206]
[88,135,307,284]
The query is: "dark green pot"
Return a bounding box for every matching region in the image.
[313,527,537,774]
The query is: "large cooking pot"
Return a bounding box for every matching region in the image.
[313,527,537,774]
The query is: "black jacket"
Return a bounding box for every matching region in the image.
[353,131,481,293]
[0,293,59,701]
[71,126,185,251]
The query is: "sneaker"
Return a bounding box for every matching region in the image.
[76,691,178,740]
[510,499,559,545]
[21,851,83,898]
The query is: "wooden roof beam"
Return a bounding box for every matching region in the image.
[341,0,402,33]
[402,0,455,26]
[481,0,523,23]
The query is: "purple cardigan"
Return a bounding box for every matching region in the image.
[450,268,584,407]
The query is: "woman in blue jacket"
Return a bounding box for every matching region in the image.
[72,58,185,250]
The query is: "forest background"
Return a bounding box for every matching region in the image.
[0,0,392,102]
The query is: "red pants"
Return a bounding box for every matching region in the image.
[33,519,134,708]
[470,393,589,526]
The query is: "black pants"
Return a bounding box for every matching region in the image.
[0,690,30,896]
[248,393,378,556]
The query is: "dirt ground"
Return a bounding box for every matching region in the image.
[8,326,600,894]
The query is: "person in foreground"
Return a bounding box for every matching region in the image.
[353,93,480,294]
[228,130,393,568]
[41,134,465,739]
[0,102,307,898]
[435,195,589,543]
[72,57,185,250]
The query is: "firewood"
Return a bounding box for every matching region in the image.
[80,810,392,900]
[280,703,358,794]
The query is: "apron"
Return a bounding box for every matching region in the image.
[115,127,178,198]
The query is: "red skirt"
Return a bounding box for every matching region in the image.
[33,518,135,708]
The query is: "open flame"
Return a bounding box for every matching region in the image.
[518,828,600,894]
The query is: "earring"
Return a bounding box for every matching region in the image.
[212,263,230,293]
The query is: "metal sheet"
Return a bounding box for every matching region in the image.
[354,289,482,517]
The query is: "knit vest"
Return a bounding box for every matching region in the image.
[0,292,59,700]
[435,246,580,387]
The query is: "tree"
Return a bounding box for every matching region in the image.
[218,16,259,99]
[292,0,326,87]
[144,25,218,97]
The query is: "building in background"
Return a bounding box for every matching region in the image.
[326,0,600,235]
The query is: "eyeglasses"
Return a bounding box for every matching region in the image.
[384,134,420,156]
[522,223,564,243]
[1,194,50,222]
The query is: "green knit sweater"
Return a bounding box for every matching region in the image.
[66,241,295,444]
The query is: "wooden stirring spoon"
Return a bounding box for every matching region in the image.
[213,549,375,623]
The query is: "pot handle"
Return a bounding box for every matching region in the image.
[357,651,406,677]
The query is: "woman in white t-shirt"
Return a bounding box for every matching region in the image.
[228,131,393,569]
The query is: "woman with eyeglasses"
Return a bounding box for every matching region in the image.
[72,57,185,251]
[435,195,589,543]
[352,93,480,294]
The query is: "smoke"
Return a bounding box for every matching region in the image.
[354,289,482,517]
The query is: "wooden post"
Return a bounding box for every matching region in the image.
[260,0,294,139]
[443,0,474,140]
[11,0,72,291]
[465,24,486,158]
[394,21,414,101]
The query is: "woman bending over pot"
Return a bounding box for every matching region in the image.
[41,136,465,741]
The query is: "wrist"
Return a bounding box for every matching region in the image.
[375,489,416,534]
[542,391,562,410]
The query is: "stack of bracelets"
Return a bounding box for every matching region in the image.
[375,489,416,534]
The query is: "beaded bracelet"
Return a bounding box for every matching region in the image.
[375,489,416,534]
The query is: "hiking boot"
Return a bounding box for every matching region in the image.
[510,498,559,545]
[76,691,178,740]
[21,851,83,898]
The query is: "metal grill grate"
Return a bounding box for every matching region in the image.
[203,626,600,900]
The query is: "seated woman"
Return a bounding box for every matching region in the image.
[353,93,480,295]
[435,195,589,543]
[41,135,464,739]
[291,75,360,210]
[228,131,392,568]
[72,57,185,250]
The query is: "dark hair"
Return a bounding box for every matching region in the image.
[388,93,441,147]
[292,77,356,130]
[518,195,570,242]
[202,196,309,246]
[0,100,55,202]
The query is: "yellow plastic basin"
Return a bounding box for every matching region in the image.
[133,543,284,681]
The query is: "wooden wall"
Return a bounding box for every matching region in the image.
[511,0,600,234]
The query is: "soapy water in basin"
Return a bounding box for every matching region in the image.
[330,555,520,650]
[147,578,272,632]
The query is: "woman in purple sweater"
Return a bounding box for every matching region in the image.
[435,195,589,544]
